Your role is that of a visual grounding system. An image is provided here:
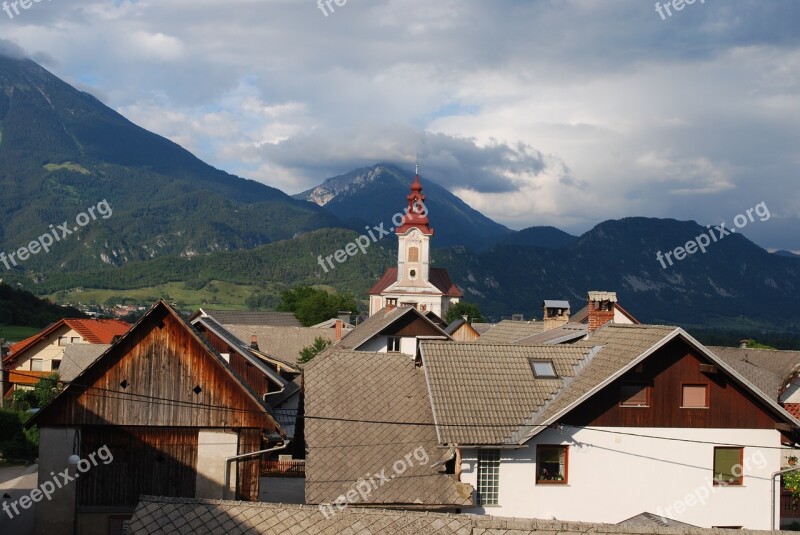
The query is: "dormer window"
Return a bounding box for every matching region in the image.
[531,360,557,378]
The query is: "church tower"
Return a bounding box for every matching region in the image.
[367,168,462,317]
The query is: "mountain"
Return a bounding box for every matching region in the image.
[0,283,84,327]
[773,250,800,259]
[0,55,340,273]
[294,164,512,251]
[498,226,578,248]
[435,217,800,331]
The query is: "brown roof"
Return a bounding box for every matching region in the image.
[127,496,753,535]
[304,349,472,506]
[421,341,594,444]
[475,319,546,344]
[223,324,337,369]
[367,267,463,297]
[709,346,800,399]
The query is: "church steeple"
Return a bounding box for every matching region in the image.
[395,171,433,236]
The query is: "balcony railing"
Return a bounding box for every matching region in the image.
[262,459,305,478]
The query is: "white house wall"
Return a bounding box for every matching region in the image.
[460,427,782,529]
[358,336,417,357]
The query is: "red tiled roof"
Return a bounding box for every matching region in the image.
[4,319,130,365]
[785,403,800,420]
[63,319,131,344]
[367,268,462,297]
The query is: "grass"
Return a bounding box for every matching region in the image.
[43,162,91,175]
[0,325,40,342]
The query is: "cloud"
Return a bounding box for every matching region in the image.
[0,39,27,60]
[1,0,799,247]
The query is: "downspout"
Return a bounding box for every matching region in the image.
[224,440,290,500]
[772,464,800,530]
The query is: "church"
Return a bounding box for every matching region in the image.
[366,170,462,317]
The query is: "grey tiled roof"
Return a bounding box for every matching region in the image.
[475,320,546,344]
[59,344,111,382]
[513,324,588,345]
[543,300,570,309]
[304,349,472,506]
[202,309,303,327]
[421,341,594,444]
[224,324,337,369]
[126,496,767,535]
[524,324,677,439]
[470,322,494,335]
[709,346,800,399]
[618,512,697,528]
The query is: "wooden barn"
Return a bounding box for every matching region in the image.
[28,301,285,535]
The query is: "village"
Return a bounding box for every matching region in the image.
[1,173,800,535]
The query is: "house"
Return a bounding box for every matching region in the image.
[1,318,130,401]
[420,323,800,529]
[367,172,462,317]
[27,301,286,535]
[304,349,473,511]
[125,496,740,535]
[444,319,481,342]
[333,305,451,358]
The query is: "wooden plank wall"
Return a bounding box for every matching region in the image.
[565,339,781,429]
[237,428,262,501]
[77,427,198,507]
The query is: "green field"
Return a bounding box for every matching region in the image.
[47,280,278,312]
[1,325,41,342]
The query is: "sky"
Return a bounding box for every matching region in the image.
[2,0,799,250]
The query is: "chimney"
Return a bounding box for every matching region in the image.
[739,339,750,349]
[250,334,259,350]
[587,291,617,333]
[335,320,343,342]
[543,300,570,331]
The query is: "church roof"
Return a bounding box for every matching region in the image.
[366,267,463,297]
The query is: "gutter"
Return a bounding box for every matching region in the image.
[772,463,800,530]
[224,440,290,500]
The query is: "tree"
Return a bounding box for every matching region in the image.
[444,302,485,324]
[278,286,359,326]
[298,336,332,365]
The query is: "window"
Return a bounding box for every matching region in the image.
[387,337,401,352]
[537,445,568,484]
[71,337,81,343]
[386,298,397,308]
[714,447,743,485]
[682,384,709,408]
[409,269,417,279]
[31,359,44,371]
[531,360,557,378]
[57,336,69,346]
[408,246,419,262]
[477,449,500,505]
[620,384,649,407]
[52,360,61,371]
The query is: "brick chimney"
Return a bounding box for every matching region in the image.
[543,300,570,331]
[250,334,259,350]
[587,291,617,333]
[335,320,343,342]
